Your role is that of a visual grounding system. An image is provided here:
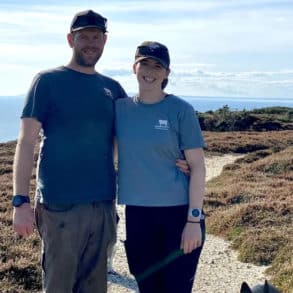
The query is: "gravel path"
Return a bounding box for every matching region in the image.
[108,154,270,292]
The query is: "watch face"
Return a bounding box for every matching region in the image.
[191,209,201,217]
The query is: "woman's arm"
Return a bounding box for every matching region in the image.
[185,148,205,214]
[180,148,206,254]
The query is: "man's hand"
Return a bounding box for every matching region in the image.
[176,159,190,175]
[13,203,35,237]
[180,222,202,254]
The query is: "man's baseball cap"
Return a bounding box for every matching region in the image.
[70,10,107,33]
[135,41,170,69]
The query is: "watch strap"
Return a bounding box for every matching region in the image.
[12,195,30,207]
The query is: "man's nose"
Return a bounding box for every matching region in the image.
[86,38,97,45]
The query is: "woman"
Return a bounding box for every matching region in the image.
[115,41,206,293]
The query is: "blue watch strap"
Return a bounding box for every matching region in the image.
[12,195,30,207]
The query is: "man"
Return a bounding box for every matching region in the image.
[12,10,127,293]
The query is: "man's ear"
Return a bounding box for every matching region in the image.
[103,33,108,45]
[67,33,74,48]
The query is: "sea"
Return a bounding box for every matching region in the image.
[0,95,292,143]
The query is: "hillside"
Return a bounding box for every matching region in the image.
[198,106,293,131]
[0,129,293,292]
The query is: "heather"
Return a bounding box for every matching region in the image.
[0,108,292,291]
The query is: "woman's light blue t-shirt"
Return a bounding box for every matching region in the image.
[115,94,205,206]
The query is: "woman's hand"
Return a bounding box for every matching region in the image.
[180,222,202,254]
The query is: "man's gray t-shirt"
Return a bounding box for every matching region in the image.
[22,66,127,205]
[115,95,204,206]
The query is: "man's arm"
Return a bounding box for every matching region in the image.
[180,148,206,254]
[13,118,42,237]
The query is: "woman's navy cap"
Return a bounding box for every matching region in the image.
[135,41,170,69]
[70,10,107,33]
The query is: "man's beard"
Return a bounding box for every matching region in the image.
[74,49,102,67]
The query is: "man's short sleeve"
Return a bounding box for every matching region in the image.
[179,104,205,150]
[117,82,128,100]
[21,73,50,123]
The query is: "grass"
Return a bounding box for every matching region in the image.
[0,141,41,293]
[203,130,293,154]
[205,144,293,292]
[0,130,293,292]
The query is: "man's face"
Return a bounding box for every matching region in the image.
[69,28,107,67]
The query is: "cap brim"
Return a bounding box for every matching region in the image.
[71,25,107,32]
[135,56,169,69]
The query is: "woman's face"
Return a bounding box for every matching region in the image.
[133,58,170,91]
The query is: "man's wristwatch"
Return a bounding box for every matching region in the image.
[188,208,202,219]
[12,195,30,207]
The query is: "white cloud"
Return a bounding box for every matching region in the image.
[96,65,293,98]
[0,0,293,98]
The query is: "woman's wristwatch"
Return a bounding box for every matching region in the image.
[12,195,30,207]
[188,208,202,219]
[187,208,203,223]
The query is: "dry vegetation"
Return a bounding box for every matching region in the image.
[0,141,41,293]
[204,132,293,292]
[203,130,292,154]
[0,130,292,292]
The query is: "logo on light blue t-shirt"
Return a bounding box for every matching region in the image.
[155,119,169,131]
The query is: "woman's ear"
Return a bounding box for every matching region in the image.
[133,63,137,74]
[166,68,171,77]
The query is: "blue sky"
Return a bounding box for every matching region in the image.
[1,0,293,98]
